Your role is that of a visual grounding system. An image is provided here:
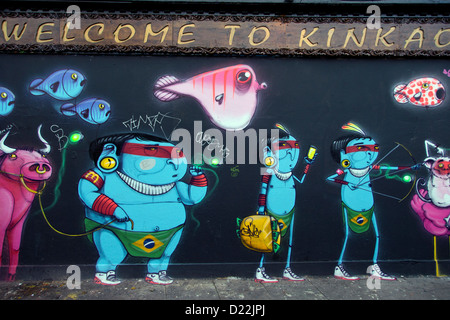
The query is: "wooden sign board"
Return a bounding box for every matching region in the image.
[0,12,449,56]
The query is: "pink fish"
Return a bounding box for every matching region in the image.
[153,65,267,130]
[393,77,445,108]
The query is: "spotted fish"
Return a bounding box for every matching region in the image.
[394,77,445,108]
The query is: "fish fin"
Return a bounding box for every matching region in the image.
[154,75,180,89]
[60,103,76,116]
[80,109,90,119]
[393,84,408,104]
[154,89,181,102]
[29,79,45,96]
[50,81,60,93]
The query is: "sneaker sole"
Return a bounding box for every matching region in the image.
[255,278,278,283]
[283,277,305,281]
[145,277,173,285]
[334,275,360,281]
[94,277,121,286]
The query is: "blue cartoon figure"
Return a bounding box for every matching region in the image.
[29,69,86,100]
[326,122,420,281]
[78,133,208,285]
[253,124,317,283]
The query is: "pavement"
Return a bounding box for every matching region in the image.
[0,274,449,301]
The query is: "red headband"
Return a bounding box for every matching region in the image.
[345,144,379,154]
[122,142,184,159]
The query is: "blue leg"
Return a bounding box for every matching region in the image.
[94,229,127,273]
[147,229,183,273]
[285,213,295,269]
[338,208,349,265]
[372,212,380,265]
[259,253,265,268]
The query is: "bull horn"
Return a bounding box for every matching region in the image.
[0,130,16,154]
[37,124,51,154]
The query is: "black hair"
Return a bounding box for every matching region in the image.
[89,133,168,163]
[330,134,373,164]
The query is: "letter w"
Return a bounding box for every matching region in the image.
[1,21,27,41]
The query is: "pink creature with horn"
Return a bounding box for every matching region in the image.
[0,125,52,281]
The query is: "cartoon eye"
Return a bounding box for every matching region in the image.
[438,163,444,168]
[236,69,253,90]
[100,157,117,170]
[0,92,7,99]
[9,154,16,159]
[295,143,299,147]
[374,145,379,150]
[341,159,350,168]
[99,103,105,110]
[71,73,78,80]
[422,83,429,89]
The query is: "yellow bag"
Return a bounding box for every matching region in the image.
[236,214,281,253]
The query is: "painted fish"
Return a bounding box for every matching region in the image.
[61,98,111,125]
[394,77,446,108]
[0,87,15,116]
[153,64,267,130]
[29,69,86,100]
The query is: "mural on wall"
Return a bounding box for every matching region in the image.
[411,140,450,277]
[0,52,449,281]
[237,124,317,283]
[153,64,267,131]
[393,77,446,108]
[0,125,52,281]
[326,122,421,281]
[78,133,208,285]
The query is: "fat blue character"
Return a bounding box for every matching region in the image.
[326,123,419,281]
[78,133,208,285]
[255,124,316,283]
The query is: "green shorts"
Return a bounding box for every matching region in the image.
[85,218,183,259]
[342,202,374,234]
[265,208,295,237]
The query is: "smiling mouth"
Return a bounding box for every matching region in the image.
[349,167,370,177]
[117,171,175,195]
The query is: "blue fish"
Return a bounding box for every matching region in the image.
[29,69,86,100]
[61,98,111,125]
[0,87,15,116]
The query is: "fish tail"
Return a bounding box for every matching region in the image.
[393,84,408,104]
[153,75,181,102]
[60,103,76,116]
[29,79,45,96]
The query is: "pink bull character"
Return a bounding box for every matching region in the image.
[153,64,267,130]
[0,125,52,280]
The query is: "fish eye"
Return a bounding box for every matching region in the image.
[71,73,78,80]
[1,92,7,99]
[9,154,16,159]
[236,70,252,84]
[99,103,105,110]
[422,83,429,89]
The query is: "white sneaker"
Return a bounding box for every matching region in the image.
[334,264,360,280]
[94,270,121,286]
[255,267,278,283]
[369,264,397,281]
[282,267,305,281]
[145,270,174,285]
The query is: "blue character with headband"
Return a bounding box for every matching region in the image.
[326,123,420,281]
[255,124,317,283]
[78,133,207,285]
